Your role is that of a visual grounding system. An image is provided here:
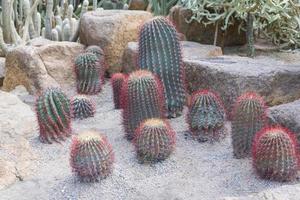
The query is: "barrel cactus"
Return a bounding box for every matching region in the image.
[121,70,166,140]
[231,92,267,158]
[252,126,298,182]
[74,52,104,95]
[36,88,71,144]
[85,45,105,60]
[111,73,126,109]
[187,90,227,142]
[71,96,96,119]
[138,17,186,118]
[70,130,114,182]
[134,118,175,163]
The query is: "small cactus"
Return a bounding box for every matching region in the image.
[36,88,71,144]
[74,52,105,95]
[138,17,186,118]
[231,92,267,158]
[71,96,96,119]
[85,45,105,60]
[111,73,126,109]
[252,126,298,182]
[187,90,226,142]
[70,130,114,182]
[121,70,166,140]
[134,118,175,163]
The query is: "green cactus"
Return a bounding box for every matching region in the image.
[138,17,186,118]
[231,92,267,158]
[71,95,96,119]
[74,52,105,95]
[134,118,176,163]
[111,73,126,109]
[100,0,125,9]
[121,70,166,140]
[36,87,71,144]
[70,130,114,182]
[252,126,298,182]
[187,90,226,143]
[85,45,105,60]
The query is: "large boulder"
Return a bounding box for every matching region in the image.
[169,6,246,47]
[122,41,223,73]
[0,90,37,190]
[2,38,84,94]
[185,56,300,109]
[79,10,153,75]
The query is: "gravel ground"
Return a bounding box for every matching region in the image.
[0,83,299,200]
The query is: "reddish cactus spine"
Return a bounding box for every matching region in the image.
[36,87,71,144]
[187,89,227,142]
[252,126,298,182]
[121,70,166,140]
[111,73,126,109]
[70,130,114,182]
[231,92,267,158]
[134,118,175,163]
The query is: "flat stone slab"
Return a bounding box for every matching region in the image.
[121,41,223,73]
[185,56,300,108]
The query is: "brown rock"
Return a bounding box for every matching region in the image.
[128,0,148,10]
[79,10,153,75]
[121,41,223,73]
[3,38,84,94]
[169,6,246,47]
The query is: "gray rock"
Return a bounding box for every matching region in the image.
[79,10,153,75]
[0,57,5,87]
[121,41,223,73]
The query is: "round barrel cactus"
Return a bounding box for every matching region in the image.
[71,96,96,119]
[85,45,105,60]
[70,130,114,182]
[252,126,298,182]
[187,90,227,142]
[36,87,71,144]
[74,52,104,95]
[231,92,267,158]
[111,73,126,109]
[134,118,175,163]
[138,17,186,118]
[121,70,166,140]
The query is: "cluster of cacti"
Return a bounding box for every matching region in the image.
[138,17,186,118]
[111,73,126,109]
[70,130,114,182]
[231,92,267,158]
[71,96,96,119]
[252,126,298,182]
[98,0,128,10]
[187,90,227,142]
[74,52,105,94]
[36,87,72,144]
[121,70,166,140]
[134,118,175,163]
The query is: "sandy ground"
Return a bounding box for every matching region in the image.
[0,83,299,200]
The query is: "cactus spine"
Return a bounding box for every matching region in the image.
[36,88,71,144]
[74,52,104,95]
[85,45,105,60]
[134,118,175,163]
[70,130,114,182]
[231,92,267,158]
[138,17,186,118]
[71,96,96,119]
[252,126,298,182]
[121,70,166,140]
[187,90,227,142]
[111,73,126,109]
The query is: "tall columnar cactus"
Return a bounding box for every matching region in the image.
[71,96,96,119]
[70,130,114,182]
[111,73,126,109]
[74,52,105,95]
[138,17,186,118]
[36,88,71,144]
[85,45,105,60]
[134,118,176,163]
[252,126,298,182]
[187,90,227,142]
[45,0,54,40]
[121,70,166,140]
[231,92,267,158]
